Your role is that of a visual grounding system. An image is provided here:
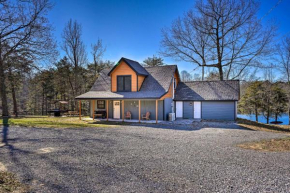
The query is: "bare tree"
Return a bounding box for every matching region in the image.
[161,0,275,80]
[6,53,33,117]
[62,19,87,109]
[0,0,55,116]
[180,70,193,81]
[277,36,290,83]
[277,36,290,124]
[62,19,87,69]
[91,38,106,77]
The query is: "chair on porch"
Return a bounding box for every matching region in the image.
[142,112,150,120]
[125,111,131,120]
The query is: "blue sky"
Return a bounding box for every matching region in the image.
[48,0,290,74]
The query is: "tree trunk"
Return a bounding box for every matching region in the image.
[255,108,258,122]
[11,83,18,117]
[218,65,223,81]
[267,107,270,124]
[288,107,290,125]
[202,65,204,81]
[275,114,278,122]
[0,59,9,116]
[42,87,45,115]
[8,68,18,117]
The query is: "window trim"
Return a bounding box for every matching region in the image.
[117,75,132,92]
[97,100,105,109]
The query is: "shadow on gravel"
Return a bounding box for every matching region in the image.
[89,120,253,131]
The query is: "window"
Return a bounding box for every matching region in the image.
[117,76,131,92]
[97,100,105,109]
[173,78,177,89]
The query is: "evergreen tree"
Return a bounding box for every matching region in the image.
[239,81,263,122]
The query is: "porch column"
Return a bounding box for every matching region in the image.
[79,100,81,120]
[106,100,109,121]
[156,100,158,124]
[139,100,141,123]
[122,100,124,122]
[92,100,95,120]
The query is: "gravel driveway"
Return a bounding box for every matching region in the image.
[1,122,290,192]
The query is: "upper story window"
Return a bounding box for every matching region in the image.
[117,75,131,92]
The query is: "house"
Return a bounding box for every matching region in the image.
[76,57,240,122]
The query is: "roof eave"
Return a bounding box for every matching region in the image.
[107,57,149,76]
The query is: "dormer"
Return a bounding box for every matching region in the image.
[108,57,148,92]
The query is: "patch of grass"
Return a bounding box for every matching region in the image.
[238,137,290,152]
[237,118,290,133]
[0,171,29,193]
[0,117,117,129]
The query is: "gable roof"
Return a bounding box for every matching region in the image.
[141,65,177,92]
[76,64,178,99]
[107,57,149,76]
[174,80,240,101]
[90,68,111,92]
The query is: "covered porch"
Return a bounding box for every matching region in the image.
[82,117,164,124]
[78,99,168,124]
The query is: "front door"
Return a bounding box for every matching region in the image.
[113,101,120,119]
[176,101,183,118]
[194,101,201,119]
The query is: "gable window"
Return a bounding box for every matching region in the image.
[174,78,177,89]
[117,75,131,92]
[97,100,105,109]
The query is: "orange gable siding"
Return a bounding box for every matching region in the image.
[137,75,145,91]
[111,61,137,92]
[160,81,173,100]
[160,69,179,99]
[174,70,179,86]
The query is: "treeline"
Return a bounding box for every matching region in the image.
[239,81,290,124]
[26,57,114,116]
[0,0,115,116]
[1,0,290,117]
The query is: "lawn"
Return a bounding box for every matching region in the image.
[237,137,290,152]
[237,118,290,151]
[0,171,28,193]
[0,116,117,129]
[237,118,290,133]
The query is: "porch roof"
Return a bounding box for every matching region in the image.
[75,91,164,100]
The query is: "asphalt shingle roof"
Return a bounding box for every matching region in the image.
[107,57,149,76]
[142,65,177,92]
[76,64,177,99]
[174,80,240,101]
[122,58,149,76]
[76,57,239,101]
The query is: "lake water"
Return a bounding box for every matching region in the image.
[238,114,289,125]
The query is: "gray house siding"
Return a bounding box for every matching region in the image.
[183,101,193,119]
[201,101,235,121]
[124,100,139,119]
[140,100,163,121]
[164,98,173,120]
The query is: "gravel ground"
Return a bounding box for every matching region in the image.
[1,123,290,192]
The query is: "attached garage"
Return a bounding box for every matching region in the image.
[174,80,240,121]
[202,101,235,121]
